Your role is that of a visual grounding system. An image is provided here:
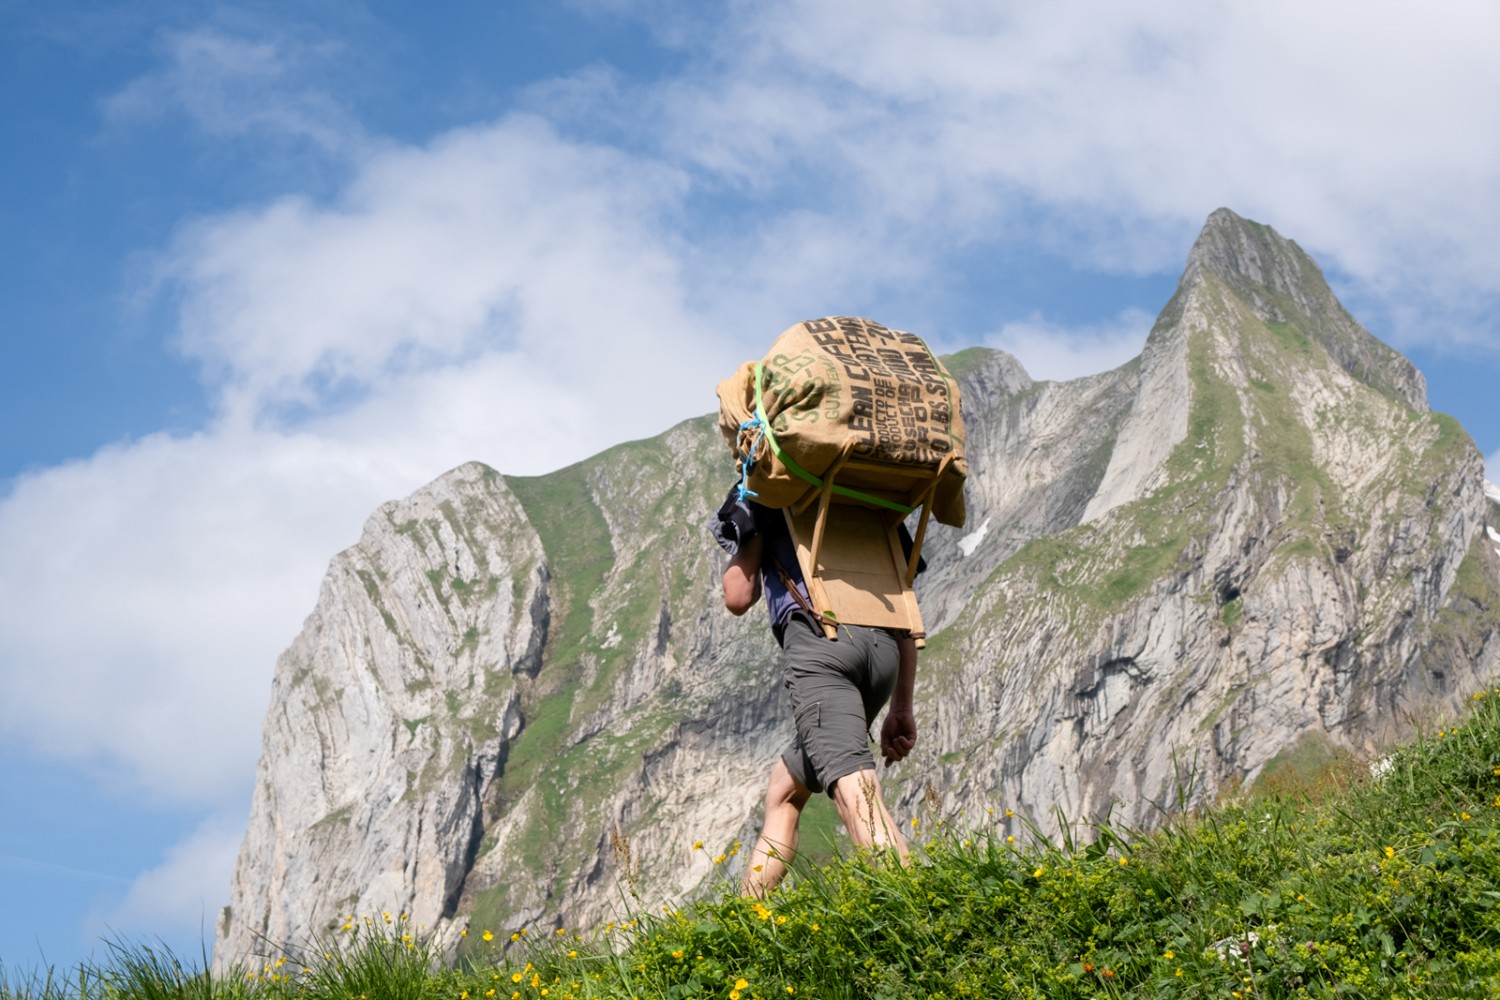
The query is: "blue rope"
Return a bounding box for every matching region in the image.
[735,416,765,501]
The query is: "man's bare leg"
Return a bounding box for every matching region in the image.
[831,768,909,861]
[742,757,811,897]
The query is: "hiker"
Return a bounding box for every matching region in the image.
[713,490,919,896]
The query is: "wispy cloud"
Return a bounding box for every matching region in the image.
[0,855,130,885]
[102,26,366,156]
[985,309,1154,383]
[631,0,1500,347]
[156,116,710,422]
[0,428,405,802]
[88,813,243,945]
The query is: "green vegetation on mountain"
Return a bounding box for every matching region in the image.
[466,418,730,942]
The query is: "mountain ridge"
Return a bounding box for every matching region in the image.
[215,209,1500,968]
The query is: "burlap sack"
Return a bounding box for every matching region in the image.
[717,316,967,527]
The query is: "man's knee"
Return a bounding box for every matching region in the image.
[769,756,813,809]
[831,767,879,803]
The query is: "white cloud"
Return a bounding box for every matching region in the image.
[985,309,1153,382]
[641,0,1500,346]
[157,115,729,422]
[89,813,243,948]
[103,26,363,155]
[0,427,410,803]
[0,113,744,808]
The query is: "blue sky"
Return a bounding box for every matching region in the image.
[3,0,1499,974]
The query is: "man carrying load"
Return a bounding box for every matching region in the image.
[715,492,919,895]
[709,316,967,896]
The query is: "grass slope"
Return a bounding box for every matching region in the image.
[10,685,1500,999]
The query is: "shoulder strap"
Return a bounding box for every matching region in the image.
[770,552,826,635]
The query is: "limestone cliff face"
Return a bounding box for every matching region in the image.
[218,463,548,953]
[216,209,1500,966]
[912,211,1494,835]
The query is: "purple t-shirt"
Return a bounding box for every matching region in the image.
[752,503,811,635]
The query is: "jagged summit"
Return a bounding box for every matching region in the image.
[1184,207,1320,303]
[1182,208,1426,410]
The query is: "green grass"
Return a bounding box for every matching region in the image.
[16,686,1500,999]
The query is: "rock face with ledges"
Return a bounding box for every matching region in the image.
[219,464,546,952]
[216,209,1500,967]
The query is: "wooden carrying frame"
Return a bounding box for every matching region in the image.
[783,446,955,650]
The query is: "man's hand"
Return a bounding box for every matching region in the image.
[879,706,917,767]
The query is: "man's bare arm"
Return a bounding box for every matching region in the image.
[879,634,918,766]
[722,535,763,615]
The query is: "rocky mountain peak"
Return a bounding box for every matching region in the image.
[1179,207,1426,410]
[1184,207,1314,299]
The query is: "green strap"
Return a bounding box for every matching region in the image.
[752,362,915,515]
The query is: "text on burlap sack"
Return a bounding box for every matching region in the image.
[804,317,954,465]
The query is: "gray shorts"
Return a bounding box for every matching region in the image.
[779,618,900,796]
